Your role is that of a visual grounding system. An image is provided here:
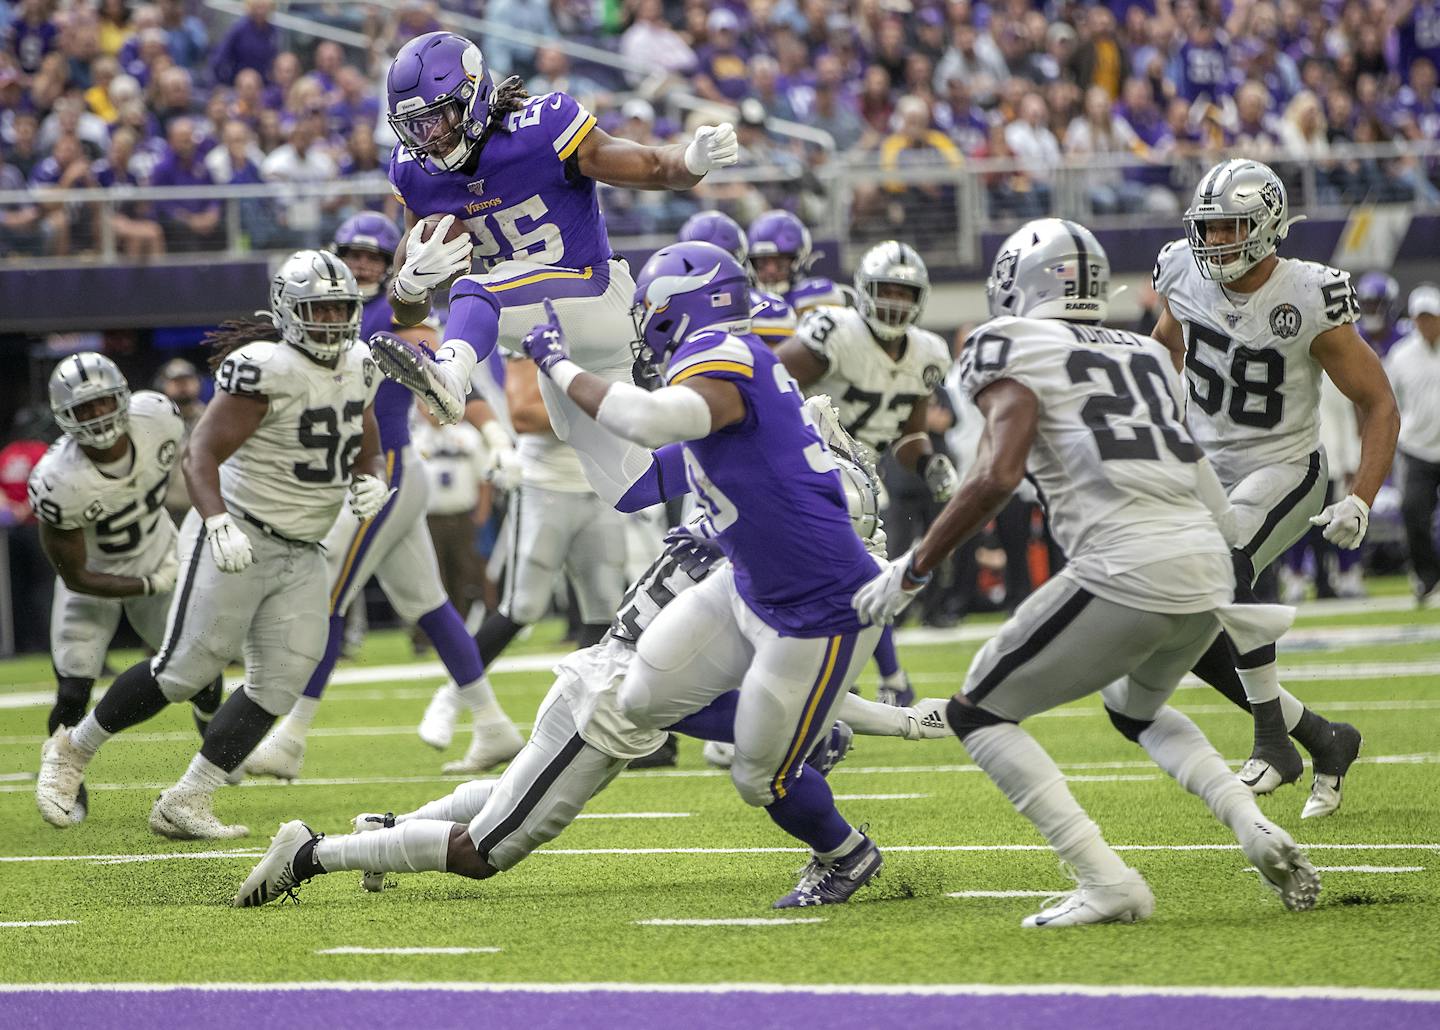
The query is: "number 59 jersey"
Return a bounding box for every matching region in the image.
[214,339,381,542]
[1153,238,1358,485]
[27,390,183,577]
[960,316,1228,590]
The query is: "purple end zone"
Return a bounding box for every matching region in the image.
[7,988,1436,1030]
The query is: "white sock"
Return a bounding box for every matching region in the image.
[176,753,228,795]
[963,722,1131,885]
[68,713,111,759]
[1139,707,1266,834]
[314,818,453,874]
[285,696,321,732]
[1236,663,1281,705]
[456,675,508,725]
[835,694,908,737]
[879,671,907,687]
[1277,687,1305,731]
[817,827,864,862]
[398,779,497,824]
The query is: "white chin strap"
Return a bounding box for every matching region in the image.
[432,137,472,171]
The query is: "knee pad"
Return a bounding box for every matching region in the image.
[615,670,663,731]
[48,676,94,734]
[1105,706,1153,744]
[730,762,777,808]
[946,694,1010,742]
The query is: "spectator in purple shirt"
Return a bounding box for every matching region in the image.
[934,73,991,156]
[93,126,165,260]
[149,116,220,252]
[158,0,209,72]
[694,9,751,103]
[153,66,200,135]
[4,110,45,181]
[262,51,300,111]
[0,157,44,257]
[210,0,277,86]
[29,132,97,255]
[1395,57,1440,142]
[1175,21,1231,101]
[4,0,59,75]
[326,66,379,139]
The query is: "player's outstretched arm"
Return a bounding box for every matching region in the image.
[38,522,169,599]
[893,397,958,502]
[775,337,828,387]
[575,123,737,191]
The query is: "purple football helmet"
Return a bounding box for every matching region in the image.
[387,32,494,174]
[678,210,749,265]
[631,242,752,367]
[334,212,402,298]
[1356,271,1400,334]
[747,209,813,294]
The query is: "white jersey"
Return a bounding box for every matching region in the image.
[960,316,1230,611]
[1153,239,1358,485]
[793,305,950,455]
[214,339,381,542]
[27,390,183,577]
[414,421,489,516]
[517,430,589,493]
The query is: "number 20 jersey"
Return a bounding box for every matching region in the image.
[214,339,381,542]
[960,316,1228,593]
[1153,238,1358,485]
[27,391,182,577]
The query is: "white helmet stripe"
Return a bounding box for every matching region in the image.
[644,263,721,309]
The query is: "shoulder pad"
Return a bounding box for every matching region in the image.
[1152,237,1190,296]
[507,91,596,162]
[666,332,756,386]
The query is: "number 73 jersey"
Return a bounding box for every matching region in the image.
[215,339,381,542]
[960,316,1228,580]
[1153,238,1358,485]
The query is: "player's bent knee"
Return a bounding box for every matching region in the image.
[616,669,665,730]
[446,825,497,880]
[1105,706,1154,743]
[731,763,778,808]
[946,694,1010,742]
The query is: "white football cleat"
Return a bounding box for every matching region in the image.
[903,698,952,740]
[233,820,321,908]
[1239,820,1321,911]
[36,727,89,828]
[418,684,462,750]
[149,787,249,840]
[441,717,524,774]
[1301,721,1362,820]
[352,812,394,893]
[1302,774,1344,820]
[702,741,736,768]
[244,730,305,781]
[1237,751,1302,796]
[1022,868,1155,928]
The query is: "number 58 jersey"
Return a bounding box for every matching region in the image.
[214,339,381,542]
[960,317,1228,596]
[1153,238,1358,485]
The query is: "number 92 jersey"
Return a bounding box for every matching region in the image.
[960,316,1228,589]
[27,391,183,577]
[793,305,950,456]
[1153,238,1359,485]
[214,340,381,542]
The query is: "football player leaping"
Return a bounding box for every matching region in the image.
[28,355,222,823]
[1151,159,1399,817]
[243,213,523,781]
[856,218,1320,927]
[233,406,952,908]
[776,241,956,708]
[366,30,738,510]
[36,252,386,838]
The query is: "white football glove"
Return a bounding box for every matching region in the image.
[901,697,953,740]
[204,512,253,574]
[393,215,473,303]
[919,452,959,502]
[489,448,523,492]
[349,474,394,521]
[851,547,928,626]
[1309,493,1370,549]
[684,123,739,176]
[141,550,179,596]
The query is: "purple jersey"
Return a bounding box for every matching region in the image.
[361,291,413,451]
[1177,42,1232,101]
[1395,86,1440,141]
[749,287,797,347]
[1400,2,1440,74]
[665,330,876,637]
[388,91,613,272]
[787,276,854,314]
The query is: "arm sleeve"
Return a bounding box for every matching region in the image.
[616,442,690,512]
[595,382,714,450]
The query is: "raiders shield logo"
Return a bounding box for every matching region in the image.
[923,364,944,389]
[994,249,1020,291]
[1269,303,1302,339]
[157,439,177,469]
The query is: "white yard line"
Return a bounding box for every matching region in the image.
[1241,865,1425,874]
[946,891,1058,898]
[832,793,931,800]
[575,812,691,820]
[0,920,77,928]
[635,918,825,927]
[316,947,501,956]
[0,981,1435,1003]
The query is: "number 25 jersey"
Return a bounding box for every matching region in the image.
[214,339,381,542]
[1153,239,1358,485]
[960,316,1228,592]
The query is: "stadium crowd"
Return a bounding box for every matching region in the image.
[2,0,1439,257]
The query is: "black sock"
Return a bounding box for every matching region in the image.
[1291,707,1330,755]
[475,611,524,667]
[292,837,325,879]
[92,661,171,734]
[577,622,608,648]
[48,675,94,734]
[190,677,224,738]
[199,688,277,773]
[1190,634,1251,712]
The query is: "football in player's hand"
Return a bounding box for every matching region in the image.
[416,213,472,246]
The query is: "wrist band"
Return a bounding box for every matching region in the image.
[905,554,933,586]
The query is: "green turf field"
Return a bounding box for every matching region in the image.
[1,581,1437,992]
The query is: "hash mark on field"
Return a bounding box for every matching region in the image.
[0,920,76,928]
[1242,865,1426,874]
[636,918,825,927]
[832,793,931,800]
[316,947,501,956]
[946,891,1057,899]
[575,812,691,820]
[1065,775,1159,782]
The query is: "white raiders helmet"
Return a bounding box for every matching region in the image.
[270,249,363,366]
[49,352,131,448]
[1183,159,1296,283]
[854,240,930,342]
[986,218,1109,322]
